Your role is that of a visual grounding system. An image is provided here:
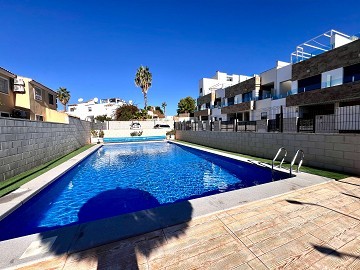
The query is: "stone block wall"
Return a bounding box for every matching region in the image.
[176,130,360,175]
[221,101,251,114]
[194,109,210,117]
[225,76,261,98]
[286,81,360,106]
[91,121,107,130]
[197,93,211,106]
[0,116,91,181]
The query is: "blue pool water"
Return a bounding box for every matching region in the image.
[0,142,290,241]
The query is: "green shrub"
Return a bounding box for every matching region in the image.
[91,130,98,137]
[130,131,143,136]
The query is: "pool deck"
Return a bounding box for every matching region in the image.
[13,176,360,269]
[0,142,358,269]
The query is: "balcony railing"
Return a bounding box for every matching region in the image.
[290,77,356,96]
[179,104,360,134]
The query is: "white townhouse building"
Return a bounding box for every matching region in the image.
[67,97,129,121]
[194,29,360,133]
[195,71,251,121]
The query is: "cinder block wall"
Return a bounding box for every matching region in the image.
[176,131,360,175]
[0,116,91,181]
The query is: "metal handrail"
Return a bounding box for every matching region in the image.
[272,147,287,170]
[290,149,305,175]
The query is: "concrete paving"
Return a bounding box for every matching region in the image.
[12,176,360,269]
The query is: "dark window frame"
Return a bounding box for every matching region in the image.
[48,93,54,105]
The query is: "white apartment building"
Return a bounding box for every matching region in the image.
[195,29,360,134]
[199,71,250,97]
[67,97,129,120]
[196,71,251,120]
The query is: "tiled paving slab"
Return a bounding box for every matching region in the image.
[12,176,360,270]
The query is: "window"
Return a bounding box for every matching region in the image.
[199,87,202,93]
[70,107,76,112]
[227,77,233,81]
[35,114,44,121]
[298,75,321,93]
[214,98,221,108]
[0,77,9,94]
[88,107,92,112]
[243,92,252,102]
[227,97,234,106]
[0,112,10,117]
[261,112,267,120]
[343,63,360,84]
[48,93,54,105]
[34,88,42,101]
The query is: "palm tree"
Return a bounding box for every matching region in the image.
[57,87,71,112]
[162,102,167,116]
[134,66,152,109]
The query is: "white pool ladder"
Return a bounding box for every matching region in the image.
[272,147,287,170]
[290,149,304,175]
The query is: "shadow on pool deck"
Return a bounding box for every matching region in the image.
[36,187,193,269]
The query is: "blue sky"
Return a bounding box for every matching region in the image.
[1,0,359,115]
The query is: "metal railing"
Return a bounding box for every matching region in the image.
[290,149,304,175]
[237,121,256,132]
[272,147,287,170]
[176,105,360,134]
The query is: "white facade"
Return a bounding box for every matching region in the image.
[199,71,250,97]
[67,98,128,120]
[194,29,359,130]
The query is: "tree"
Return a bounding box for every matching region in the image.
[162,102,167,116]
[155,106,164,115]
[134,66,152,109]
[57,87,71,112]
[95,115,112,122]
[134,109,150,120]
[177,96,196,115]
[114,104,139,121]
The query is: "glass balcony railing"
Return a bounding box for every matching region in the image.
[321,78,343,88]
[343,74,360,84]
[195,77,356,112]
[258,92,272,100]
[289,78,352,96]
[297,82,322,93]
[271,89,297,100]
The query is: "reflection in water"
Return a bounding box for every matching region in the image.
[202,162,232,192]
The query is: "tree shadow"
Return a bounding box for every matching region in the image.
[37,187,193,269]
[335,179,360,187]
[341,192,360,200]
[312,244,360,259]
[285,199,360,221]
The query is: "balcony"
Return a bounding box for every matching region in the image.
[286,80,360,107]
[221,101,254,114]
[194,108,210,117]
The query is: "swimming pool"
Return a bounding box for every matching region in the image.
[0,142,290,241]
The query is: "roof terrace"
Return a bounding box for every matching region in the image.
[290,29,358,63]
